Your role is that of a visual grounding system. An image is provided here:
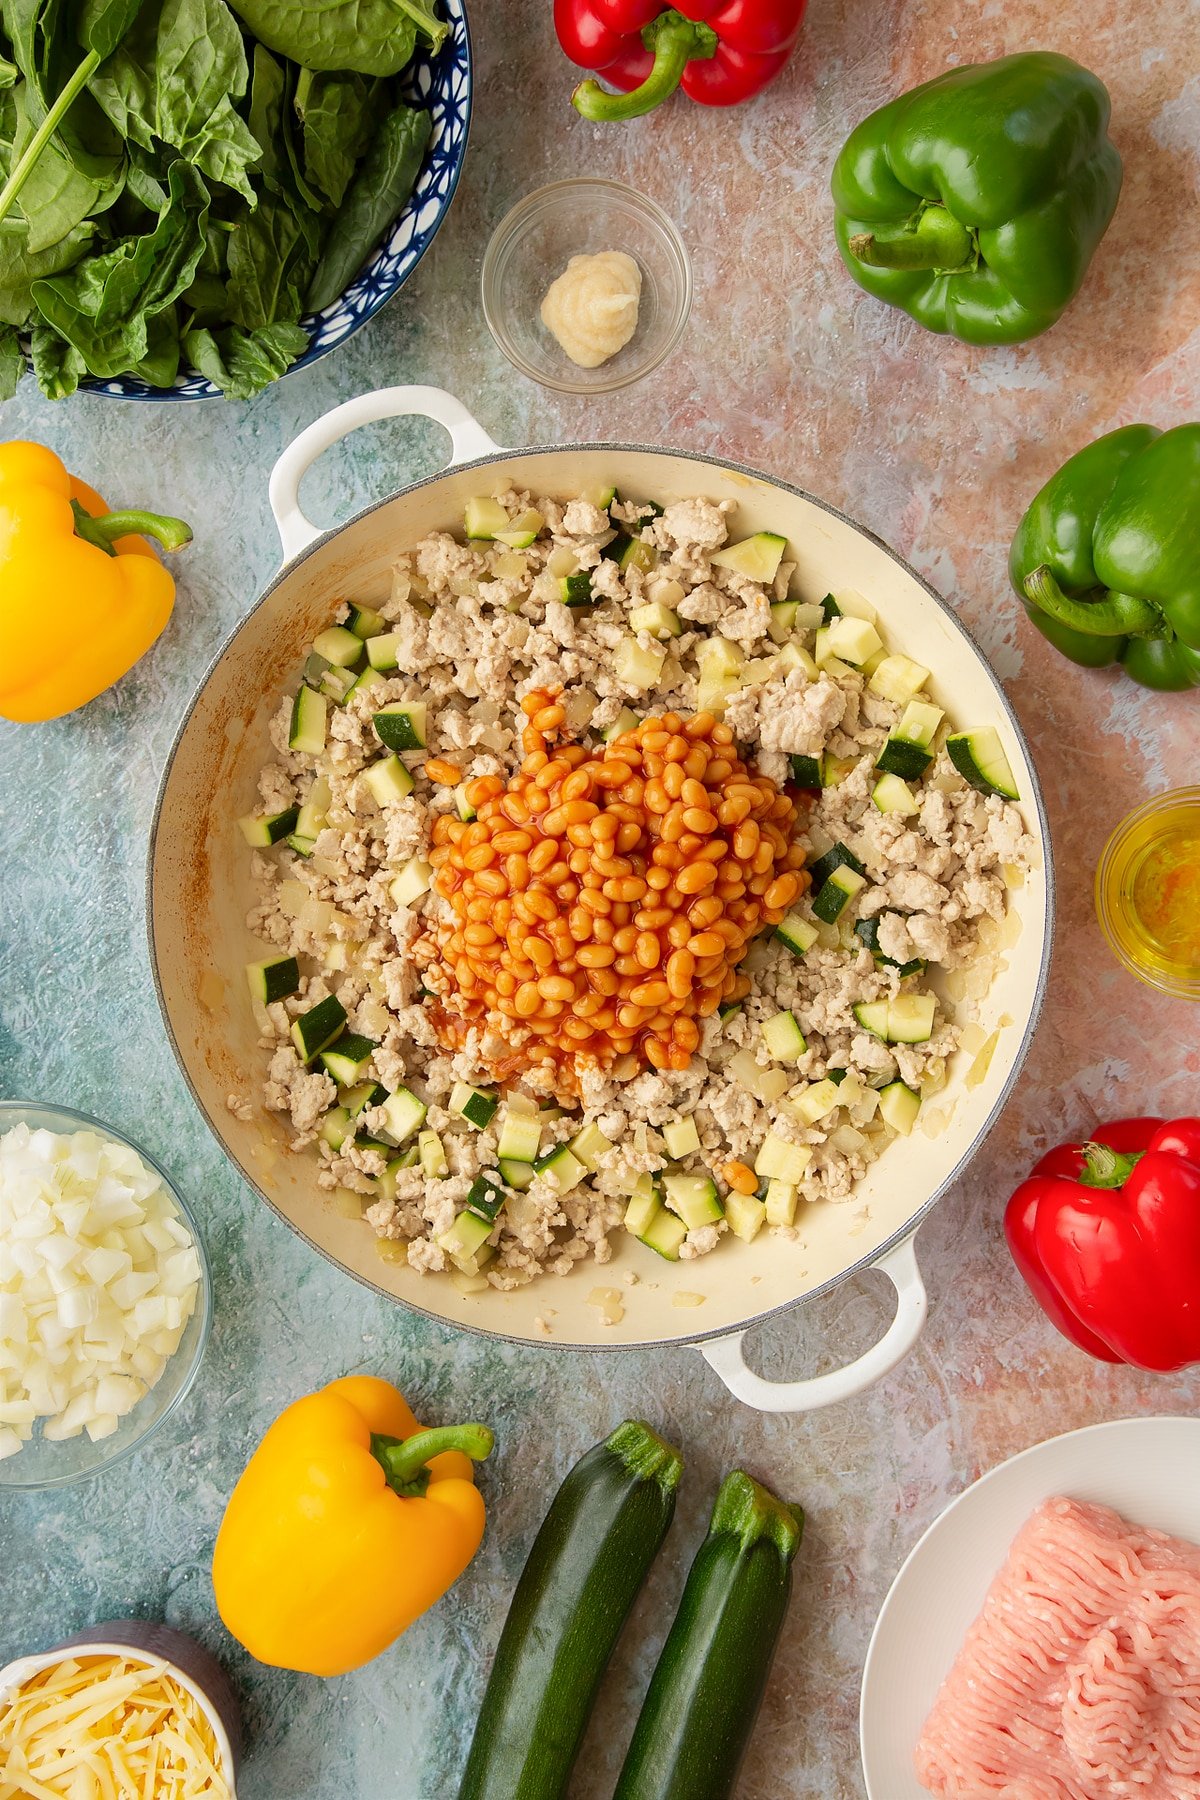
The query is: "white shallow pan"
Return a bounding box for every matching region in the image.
[148,387,1053,1412]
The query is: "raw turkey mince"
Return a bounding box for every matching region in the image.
[230,486,1033,1291]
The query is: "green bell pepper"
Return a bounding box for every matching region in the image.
[831,53,1122,345]
[1009,424,1200,692]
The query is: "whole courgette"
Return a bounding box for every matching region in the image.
[457,1419,683,1800]
[614,1470,804,1800]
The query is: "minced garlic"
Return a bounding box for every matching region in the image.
[540,251,641,368]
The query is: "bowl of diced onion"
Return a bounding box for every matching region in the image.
[0,1101,211,1490]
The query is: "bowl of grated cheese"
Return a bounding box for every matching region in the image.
[0,1621,240,1798]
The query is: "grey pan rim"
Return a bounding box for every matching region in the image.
[146,439,1055,1354]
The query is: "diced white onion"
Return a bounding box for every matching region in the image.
[0,1125,201,1460]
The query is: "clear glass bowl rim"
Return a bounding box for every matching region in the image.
[1094,785,1200,1001]
[0,1099,213,1491]
[480,176,693,395]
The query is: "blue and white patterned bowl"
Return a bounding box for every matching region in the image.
[73,0,472,401]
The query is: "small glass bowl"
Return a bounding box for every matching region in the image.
[482,178,692,394]
[0,1101,212,1491]
[1095,787,1200,1001]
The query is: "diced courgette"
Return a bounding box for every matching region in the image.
[289,685,328,754]
[724,1190,766,1242]
[709,532,787,583]
[761,1010,807,1062]
[465,1170,509,1222]
[853,995,936,1044]
[465,496,510,540]
[313,625,363,668]
[629,601,682,639]
[381,1086,427,1143]
[775,911,819,956]
[367,633,401,671]
[946,727,1020,800]
[763,1178,798,1227]
[639,1207,689,1260]
[808,842,865,889]
[812,864,867,923]
[560,571,594,607]
[872,773,919,815]
[345,604,386,639]
[854,917,926,978]
[320,1032,376,1086]
[320,1106,353,1151]
[534,1144,587,1196]
[373,702,428,751]
[614,636,667,693]
[662,1117,701,1159]
[789,1079,842,1126]
[450,1082,499,1129]
[497,1111,542,1164]
[239,807,299,847]
[362,755,416,807]
[662,1172,723,1230]
[246,954,300,1004]
[601,707,640,743]
[788,754,824,788]
[389,856,434,908]
[878,1081,921,1135]
[439,1208,493,1268]
[569,1123,614,1172]
[291,994,347,1063]
[753,1134,812,1185]
[868,654,929,705]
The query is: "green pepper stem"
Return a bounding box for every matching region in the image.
[0,49,101,227]
[1078,1142,1144,1190]
[371,1424,495,1497]
[572,11,717,122]
[1023,566,1166,640]
[848,204,974,273]
[71,500,193,557]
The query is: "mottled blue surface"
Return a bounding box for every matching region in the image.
[4,2,1199,1795]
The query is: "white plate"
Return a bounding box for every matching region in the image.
[859,1415,1200,1799]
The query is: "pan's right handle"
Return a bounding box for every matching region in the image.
[268,386,504,563]
[698,1236,927,1413]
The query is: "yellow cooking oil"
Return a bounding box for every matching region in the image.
[1095,787,1200,999]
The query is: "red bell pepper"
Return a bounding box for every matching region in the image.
[1005,1116,1200,1371]
[555,0,806,122]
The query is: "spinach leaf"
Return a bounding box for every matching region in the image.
[0,215,93,322]
[245,42,318,211]
[306,99,429,311]
[226,0,424,77]
[90,0,262,200]
[0,56,17,88]
[182,314,304,397]
[9,78,104,250]
[30,319,84,395]
[0,320,22,395]
[76,0,146,61]
[128,299,178,381]
[226,183,316,328]
[31,155,208,375]
[293,66,377,210]
[391,0,446,51]
[4,0,126,185]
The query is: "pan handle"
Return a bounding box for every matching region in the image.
[698,1236,928,1413]
[268,386,503,562]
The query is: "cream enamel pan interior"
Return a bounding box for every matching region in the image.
[149,387,1053,1412]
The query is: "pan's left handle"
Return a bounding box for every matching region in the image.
[268,386,503,563]
[697,1236,927,1413]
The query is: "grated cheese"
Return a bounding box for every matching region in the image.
[0,1655,231,1800]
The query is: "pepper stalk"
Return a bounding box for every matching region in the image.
[71,501,193,558]
[1023,566,1167,639]
[848,203,975,273]
[572,10,718,121]
[371,1423,495,1497]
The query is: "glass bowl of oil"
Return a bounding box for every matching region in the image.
[1095,787,1200,999]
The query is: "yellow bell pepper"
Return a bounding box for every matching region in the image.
[212,1375,494,1677]
[0,440,192,723]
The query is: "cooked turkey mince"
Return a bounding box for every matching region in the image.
[232,487,1034,1289]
